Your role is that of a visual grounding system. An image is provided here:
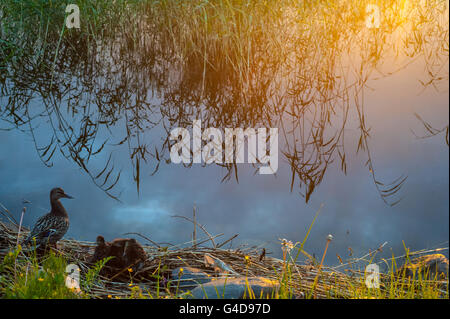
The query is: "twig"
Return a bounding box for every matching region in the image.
[16,207,26,247]
[0,202,18,225]
[217,234,239,249]
[122,232,161,248]
[194,233,224,247]
[331,241,388,270]
[193,204,197,249]
[172,215,217,248]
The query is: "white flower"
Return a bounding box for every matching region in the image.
[280,238,294,254]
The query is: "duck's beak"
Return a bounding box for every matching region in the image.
[63,193,74,199]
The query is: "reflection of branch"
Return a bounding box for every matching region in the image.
[412,113,449,146]
[1,0,447,205]
[353,63,407,207]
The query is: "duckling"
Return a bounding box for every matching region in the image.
[123,238,147,268]
[91,236,147,270]
[23,187,73,249]
[91,236,128,268]
[91,235,110,262]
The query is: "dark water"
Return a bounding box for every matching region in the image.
[0,4,448,267]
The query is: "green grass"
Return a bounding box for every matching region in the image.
[0,243,115,298]
[0,245,83,298]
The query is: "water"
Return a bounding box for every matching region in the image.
[0,1,448,267]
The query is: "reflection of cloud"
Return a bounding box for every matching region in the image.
[111,200,169,224]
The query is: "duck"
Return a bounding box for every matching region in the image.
[23,187,73,249]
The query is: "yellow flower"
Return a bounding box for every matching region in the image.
[107,295,112,299]
[128,283,133,287]
[71,287,82,294]
[245,256,250,261]
[128,268,133,273]
[38,278,44,282]
[179,268,184,273]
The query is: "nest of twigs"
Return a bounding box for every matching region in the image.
[0,220,355,299]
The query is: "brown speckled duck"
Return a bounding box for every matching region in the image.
[23,187,73,249]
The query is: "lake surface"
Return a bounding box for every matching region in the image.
[0,1,448,267]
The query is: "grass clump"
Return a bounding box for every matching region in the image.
[0,243,116,299]
[0,246,82,298]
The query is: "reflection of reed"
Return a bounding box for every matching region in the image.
[0,0,448,203]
